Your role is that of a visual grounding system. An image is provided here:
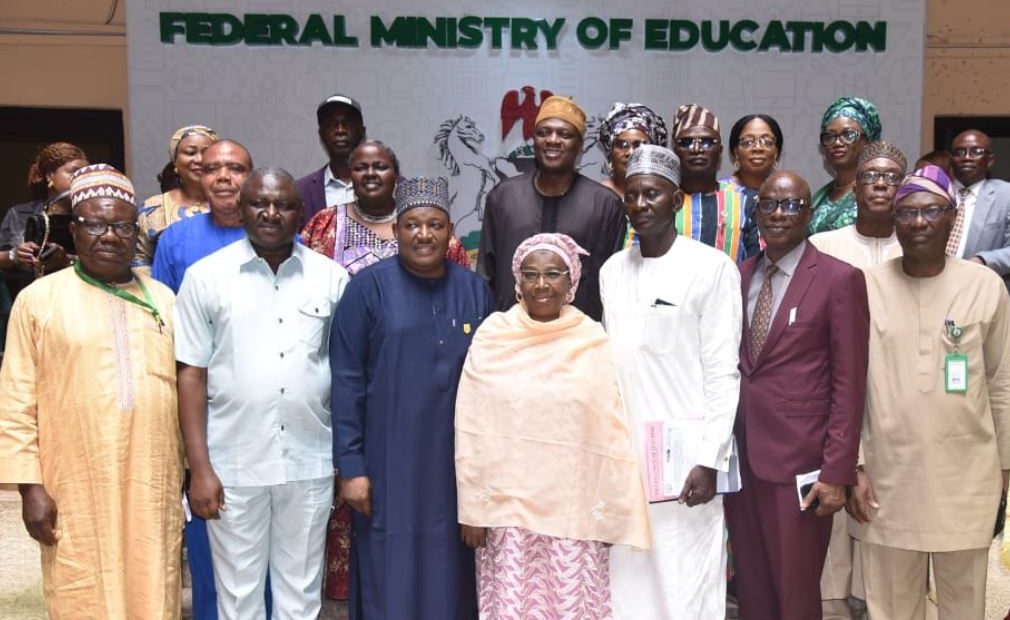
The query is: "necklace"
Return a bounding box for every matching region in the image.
[353,203,396,224]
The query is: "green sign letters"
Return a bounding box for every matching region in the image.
[158,13,887,53]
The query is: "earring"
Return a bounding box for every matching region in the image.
[47,180,54,188]
[515,291,522,303]
[173,167,179,174]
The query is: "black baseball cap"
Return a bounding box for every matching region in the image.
[317,94,363,123]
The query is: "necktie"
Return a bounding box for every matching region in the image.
[946,188,972,256]
[749,263,779,364]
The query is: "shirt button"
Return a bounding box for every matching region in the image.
[280,352,285,358]
[280,388,286,394]
[281,425,286,431]
[278,318,283,324]
[274,285,279,291]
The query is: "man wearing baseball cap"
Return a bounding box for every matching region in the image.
[297,93,366,224]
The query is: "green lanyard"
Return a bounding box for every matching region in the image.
[74,261,165,330]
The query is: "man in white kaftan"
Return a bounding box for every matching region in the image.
[601,145,742,619]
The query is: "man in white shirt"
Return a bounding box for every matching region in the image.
[602,145,742,619]
[949,130,1010,284]
[297,93,367,223]
[175,168,349,619]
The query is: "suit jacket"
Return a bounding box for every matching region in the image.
[963,178,1010,279]
[736,242,869,486]
[296,165,328,225]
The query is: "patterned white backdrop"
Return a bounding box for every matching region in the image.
[126,0,925,249]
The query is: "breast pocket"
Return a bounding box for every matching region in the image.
[643,304,686,356]
[298,298,333,351]
[939,321,982,365]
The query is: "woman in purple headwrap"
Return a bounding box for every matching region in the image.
[598,103,668,198]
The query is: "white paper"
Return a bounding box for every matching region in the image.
[795,469,821,509]
[644,421,741,502]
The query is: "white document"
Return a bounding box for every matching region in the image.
[795,469,821,510]
[644,421,741,503]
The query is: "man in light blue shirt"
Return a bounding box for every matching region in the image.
[175,168,349,619]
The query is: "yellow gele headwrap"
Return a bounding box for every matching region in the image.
[168,125,219,159]
[535,96,587,136]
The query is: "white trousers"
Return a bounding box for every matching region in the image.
[206,476,333,620]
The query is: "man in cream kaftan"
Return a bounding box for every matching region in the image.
[0,164,183,620]
[0,264,183,619]
[853,165,1010,619]
[601,236,741,619]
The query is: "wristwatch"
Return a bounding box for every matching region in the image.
[7,246,15,264]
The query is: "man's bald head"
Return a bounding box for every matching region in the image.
[951,129,995,186]
[756,170,812,261]
[758,171,812,204]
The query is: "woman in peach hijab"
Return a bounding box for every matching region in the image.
[455,233,650,620]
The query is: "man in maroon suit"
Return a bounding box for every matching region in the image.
[726,171,869,620]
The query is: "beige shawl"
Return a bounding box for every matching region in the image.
[455,304,650,549]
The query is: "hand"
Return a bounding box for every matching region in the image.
[845,468,879,523]
[19,483,59,545]
[340,476,372,517]
[679,465,717,507]
[803,480,846,517]
[14,241,41,267]
[188,468,226,520]
[460,524,487,549]
[40,244,69,270]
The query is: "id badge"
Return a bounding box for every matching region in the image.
[945,352,968,393]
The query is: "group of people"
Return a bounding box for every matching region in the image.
[0,89,1008,620]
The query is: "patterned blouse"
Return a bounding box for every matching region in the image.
[134,192,208,268]
[301,203,470,275]
[808,182,857,235]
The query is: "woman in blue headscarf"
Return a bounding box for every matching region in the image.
[809,97,882,234]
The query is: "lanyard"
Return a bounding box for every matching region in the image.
[74,261,165,330]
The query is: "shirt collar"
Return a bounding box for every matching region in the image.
[955,178,985,197]
[237,236,305,271]
[761,240,806,277]
[851,225,896,245]
[323,166,351,189]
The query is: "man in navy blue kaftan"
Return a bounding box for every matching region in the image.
[331,177,492,620]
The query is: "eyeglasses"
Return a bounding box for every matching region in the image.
[893,205,954,223]
[756,198,809,215]
[674,137,720,151]
[819,129,862,146]
[519,269,570,284]
[75,217,137,238]
[951,146,990,158]
[857,170,903,186]
[614,138,648,151]
[738,136,776,150]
